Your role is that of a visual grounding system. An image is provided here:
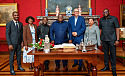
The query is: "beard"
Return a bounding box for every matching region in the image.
[104,14,109,18]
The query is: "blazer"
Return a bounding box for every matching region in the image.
[23,24,38,47]
[68,16,86,44]
[6,20,23,45]
[84,24,101,46]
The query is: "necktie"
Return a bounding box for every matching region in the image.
[16,22,19,32]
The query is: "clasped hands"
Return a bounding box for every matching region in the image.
[72,32,77,37]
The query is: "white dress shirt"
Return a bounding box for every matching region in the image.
[75,17,78,26]
[13,20,19,28]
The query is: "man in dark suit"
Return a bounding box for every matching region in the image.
[99,8,119,76]
[6,11,25,75]
[68,8,86,71]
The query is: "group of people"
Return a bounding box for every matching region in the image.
[6,8,119,76]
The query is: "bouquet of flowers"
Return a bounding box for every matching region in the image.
[29,39,54,50]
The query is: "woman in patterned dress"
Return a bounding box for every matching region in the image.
[23,16,38,70]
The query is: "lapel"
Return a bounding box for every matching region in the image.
[11,20,17,31]
[75,16,79,27]
[73,16,75,27]
[18,22,21,31]
[27,24,32,38]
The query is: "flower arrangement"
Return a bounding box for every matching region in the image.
[29,39,54,50]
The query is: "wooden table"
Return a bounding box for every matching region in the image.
[28,49,104,76]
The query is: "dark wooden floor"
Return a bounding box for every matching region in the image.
[0,52,125,76]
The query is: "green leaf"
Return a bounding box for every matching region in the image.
[28,44,33,46]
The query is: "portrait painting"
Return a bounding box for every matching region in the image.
[0,3,17,26]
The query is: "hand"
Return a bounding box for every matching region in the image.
[21,42,23,48]
[25,46,28,50]
[51,41,54,44]
[69,40,72,43]
[114,41,119,46]
[72,32,77,37]
[9,45,13,50]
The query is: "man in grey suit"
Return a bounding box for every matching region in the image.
[6,11,25,75]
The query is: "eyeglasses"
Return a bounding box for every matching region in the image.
[103,11,108,14]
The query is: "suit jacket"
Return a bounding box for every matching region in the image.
[6,20,23,45]
[84,24,101,46]
[23,24,38,47]
[68,16,86,44]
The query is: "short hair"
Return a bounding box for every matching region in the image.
[42,17,48,21]
[12,11,18,15]
[88,18,94,21]
[25,16,35,23]
[103,8,109,12]
[58,14,63,18]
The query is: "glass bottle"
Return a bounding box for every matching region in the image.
[44,35,50,53]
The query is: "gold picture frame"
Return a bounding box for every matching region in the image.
[46,0,91,15]
[0,3,17,26]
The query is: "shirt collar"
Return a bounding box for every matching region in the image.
[13,20,18,23]
[56,20,65,23]
[102,15,112,19]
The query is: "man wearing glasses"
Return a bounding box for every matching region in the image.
[68,8,86,71]
[99,8,119,76]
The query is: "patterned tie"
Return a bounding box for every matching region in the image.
[16,22,19,32]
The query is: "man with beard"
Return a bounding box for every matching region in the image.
[37,17,50,70]
[99,8,119,76]
[6,11,25,75]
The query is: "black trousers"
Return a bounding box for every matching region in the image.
[102,41,116,71]
[9,44,21,71]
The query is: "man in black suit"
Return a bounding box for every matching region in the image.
[6,11,25,75]
[99,8,119,76]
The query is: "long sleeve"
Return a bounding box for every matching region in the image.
[6,22,12,45]
[96,26,101,46]
[84,28,87,42]
[68,18,72,40]
[50,23,54,41]
[77,17,86,36]
[23,26,28,46]
[37,26,40,40]
[21,24,23,42]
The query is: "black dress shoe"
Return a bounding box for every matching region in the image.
[10,70,16,75]
[78,66,82,71]
[17,67,25,71]
[63,66,68,71]
[45,66,49,70]
[72,63,78,67]
[100,67,110,71]
[112,71,117,76]
[55,67,60,71]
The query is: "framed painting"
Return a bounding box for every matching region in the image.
[0,3,17,26]
[46,0,91,15]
